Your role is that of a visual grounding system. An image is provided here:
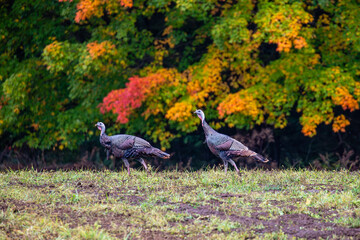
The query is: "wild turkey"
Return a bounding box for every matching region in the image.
[194,109,269,173]
[95,122,170,175]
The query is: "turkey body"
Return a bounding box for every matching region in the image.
[105,134,169,160]
[95,122,170,175]
[194,109,269,173]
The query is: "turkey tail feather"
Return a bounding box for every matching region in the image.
[142,147,170,159]
[253,153,269,163]
[126,147,170,159]
[150,147,170,159]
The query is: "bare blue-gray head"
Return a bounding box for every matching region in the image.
[194,109,205,125]
[95,122,106,135]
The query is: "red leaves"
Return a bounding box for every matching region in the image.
[119,0,132,8]
[99,74,167,123]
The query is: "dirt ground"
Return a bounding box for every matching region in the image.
[1,170,360,239]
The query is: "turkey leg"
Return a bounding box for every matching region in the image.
[122,158,130,176]
[137,158,149,173]
[228,159,240,173]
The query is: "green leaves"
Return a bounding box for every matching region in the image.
[1,0,360,154]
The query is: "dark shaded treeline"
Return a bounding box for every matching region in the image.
[2,110,360,171]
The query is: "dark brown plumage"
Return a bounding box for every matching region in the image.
[194,109,269,173]
[95,122,170,175]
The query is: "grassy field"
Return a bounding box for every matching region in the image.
[0,168,360,239]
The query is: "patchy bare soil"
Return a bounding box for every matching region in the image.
[1,169,360,239]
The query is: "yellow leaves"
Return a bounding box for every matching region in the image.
[165,101,193,122]
[318,14,330,26]
[309,54,321,66]
[353,82,360,100]
[298,68,358,137]
[153,49,168,64]
[300,101,353,137]
[258,2,313,52]
[13,107,20,114]
[332,115,350,133]
[43,41,69,72]
[271,11,285,23]
[332,87,359,112]
[186,79,202,96]
[43,41,62,56]
[87,41,116,59]
[218,91,259,119]
[332,66,341,75]
[152,26,175,65]
[187,53,229,105]
[274,114,287,129]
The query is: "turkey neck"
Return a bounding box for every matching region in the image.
[202,120,217,137]
[99,127,106,136]
[99,128,111,148]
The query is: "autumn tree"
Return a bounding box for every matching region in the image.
[1,0,359,168]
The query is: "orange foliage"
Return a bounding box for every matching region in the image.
[165,102,193,122]
[87,41,116,59]
[43,41,63,70]
[332,114,350,133]
[75,0,103,23]
[300,115,323,137]
[218,92,259,119]
[265,6,312,52]
[43,41,62,55]
[272,37,292,52]
[119,0,133,8]
[67,0,132,23]
[293,37,307,49]
[332,87,359,112]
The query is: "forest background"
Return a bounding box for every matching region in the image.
[1,0,360,171]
